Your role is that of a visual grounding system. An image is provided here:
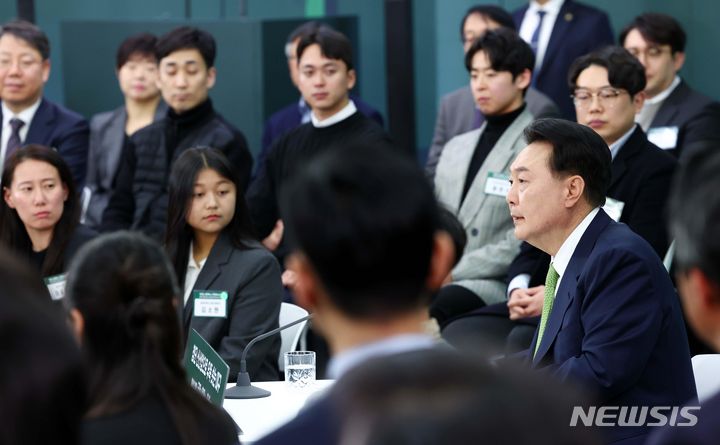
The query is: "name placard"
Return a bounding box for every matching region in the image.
[183,329,229,406]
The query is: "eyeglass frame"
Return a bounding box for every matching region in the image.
[570,87,630,109]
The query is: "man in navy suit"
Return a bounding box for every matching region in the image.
[0,20,88,187]
[513,0,613,119]
[621,13,720,160]
[507,118,696,444]
[648,151,720,444]
[255,144,454,445]
[257,21,383,179]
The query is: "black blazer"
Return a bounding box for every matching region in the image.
[1,98,89,188]
[649,79,720,160]
[182,234,283,382]
[509,126,677,286]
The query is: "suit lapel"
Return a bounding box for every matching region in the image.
[650,81,689,127]
[532,210,613,366]
[537,1,575,80]
[441,126,484,212]
[183,233,234,330]
[458,109,534,226]
[25,99,54,145]
[609,126,644,190]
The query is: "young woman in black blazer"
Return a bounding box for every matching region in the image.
[166,147,283,382]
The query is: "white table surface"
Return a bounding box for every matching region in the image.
[223,380,334,443]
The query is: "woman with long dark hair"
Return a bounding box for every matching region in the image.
[166,147,282,382]
[1,144,94,277]
[66,231,239,445]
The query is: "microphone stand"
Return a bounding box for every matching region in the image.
[225,313,312,399]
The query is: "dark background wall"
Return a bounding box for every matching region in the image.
[1,0,718,162]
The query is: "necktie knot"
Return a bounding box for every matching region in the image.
[9,118,25,132]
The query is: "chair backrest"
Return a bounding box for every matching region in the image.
[692,354,720,404]
[278,302,310,371]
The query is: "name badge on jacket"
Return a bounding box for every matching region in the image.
[484,172,510,197]
[647,126,679,150]
[44,274,66,301]
[193,290,228,318]
[603,197,625,222]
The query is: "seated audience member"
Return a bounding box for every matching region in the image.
[430,29,534,326]
[254,144,454,445]
[83,32,167,229]
[102,26,252,240]
[0,248,85,445]
[474,47,679,351]
[426,4,559,179]
[512,0,614,119]
[0,144,95,278]
[257,21,384,178]
[0,20,89,187]
[649,150,720,444]
[166,147,282,382]
[621,13,720,159]
[66,231,239,445]
[507,118,695,444]
[247,26,393,263]
[334,350,600,445]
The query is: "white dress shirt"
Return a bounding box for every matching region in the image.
[550,207,599,296]
[518,0,565,71]
[1,98,42,172]
[183,242,208,305]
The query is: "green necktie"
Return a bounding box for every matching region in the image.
[534,264,560,358]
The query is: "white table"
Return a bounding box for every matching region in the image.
[223,380,334,443]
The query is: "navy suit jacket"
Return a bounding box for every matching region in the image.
[649,79,720,160]
[530,210,696,443]
[256,96,384,179]
[1,98,89,188]
[513,0,613,119]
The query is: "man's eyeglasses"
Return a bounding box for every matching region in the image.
[571,88,628,109]
[626,46,672,60]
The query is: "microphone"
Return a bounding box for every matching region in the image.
[225,313,312,399]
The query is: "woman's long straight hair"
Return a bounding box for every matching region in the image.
[66,231,227,445]
[0,144,80,276]
[165,147,257,290]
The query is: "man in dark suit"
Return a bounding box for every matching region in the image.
[648,150,720,444]
[0,20,88,187]
[507,118,695,444]
[257,21,383,179]
[621,13,720,159]
[426,4,559,179]
[513,0,613,119]
[254,143,454,445]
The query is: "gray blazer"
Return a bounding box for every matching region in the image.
[434,108,533,304]
[426,86,559,178]
[183,234,283,382]
[82,103,167,228]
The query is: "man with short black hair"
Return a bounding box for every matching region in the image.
[431,28,533,325]
[621,13,720,158]
[255,143,454,445]
[507,118,695,444]
[102,26,252,239]
[0,20,89,186]
[258,21,383,177]
[247,27,393,263]
[426,4,559,179]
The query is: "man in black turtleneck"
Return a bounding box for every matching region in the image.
[101,27,252,239]
[247,26,393,264]
[431,29,536,326]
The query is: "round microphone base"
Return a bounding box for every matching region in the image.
[224,371,271,399]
